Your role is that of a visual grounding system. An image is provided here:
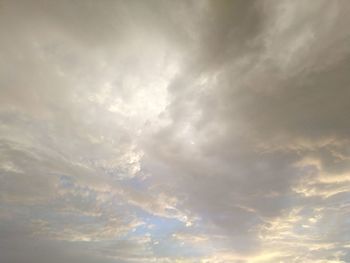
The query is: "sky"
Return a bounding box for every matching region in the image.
[1,0,350,262]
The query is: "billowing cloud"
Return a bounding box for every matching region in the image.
[1,0,350,262]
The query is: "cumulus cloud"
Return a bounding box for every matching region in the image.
[1,0,350,262]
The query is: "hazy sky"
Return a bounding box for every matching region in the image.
[1,1,350,262]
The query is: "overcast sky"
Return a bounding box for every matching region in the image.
[1,0,350,262]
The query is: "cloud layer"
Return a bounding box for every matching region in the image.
[1,0,350,262]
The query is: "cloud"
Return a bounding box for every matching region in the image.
[1,0,350,262]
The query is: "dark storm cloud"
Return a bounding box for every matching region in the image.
[142,0,350,259]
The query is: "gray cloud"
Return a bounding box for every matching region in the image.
[1,0,350,262]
